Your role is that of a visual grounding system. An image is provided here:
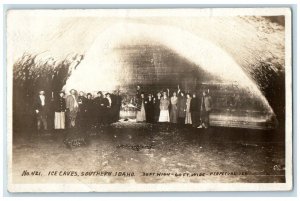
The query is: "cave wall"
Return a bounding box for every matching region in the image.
[114,44,220,95]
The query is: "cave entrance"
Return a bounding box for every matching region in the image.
[114,44,276,129]
[114,44,217,95]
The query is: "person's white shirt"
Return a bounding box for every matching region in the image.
[36,94,45,113]
[107,97,112,107]
[72,95,79,108]
[39,95,45,106]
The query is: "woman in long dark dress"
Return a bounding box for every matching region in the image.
[94,91,105,127]
[145,93,154,123]
[177,91,186,125]
[85,93,95,129]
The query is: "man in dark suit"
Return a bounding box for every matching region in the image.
[190,92,200,127]
[77,91,87,128]
[104,93,112,124]
[111,90,122,123]
[198,89,212,129]
[34,90,48,134]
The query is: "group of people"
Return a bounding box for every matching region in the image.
[13,53,85,133]
[34,89,121,134]
[135,85,213,128]
[34,85,212,135]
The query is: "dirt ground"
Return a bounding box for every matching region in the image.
[12,122,285,184]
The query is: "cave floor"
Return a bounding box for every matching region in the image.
[12,122,285,184]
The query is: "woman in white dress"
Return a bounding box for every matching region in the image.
[136,93,146,122]
[185,93,192,125]
[170,92,178,123]
[159,91,170,122]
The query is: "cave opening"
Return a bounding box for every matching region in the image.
[106,44,277,129]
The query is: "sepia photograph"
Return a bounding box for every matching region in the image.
[6,8,292,192]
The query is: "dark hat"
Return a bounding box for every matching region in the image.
[59,90,65,94]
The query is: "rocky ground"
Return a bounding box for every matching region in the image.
[12,122,285,184]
